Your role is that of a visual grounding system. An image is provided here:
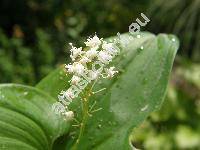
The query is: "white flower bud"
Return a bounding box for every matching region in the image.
[105,67,118,78]
[88,70,99,80]
[85,35,102,48]
[102,41,118,55]
[65,63,85,76]
[85,48,98,60]
[98,51,112,64]
[65,64,73,73]
[102,41,113,51]
[63,111,74,120]
[69,43,83,61]
[79,56,91,64]
[73,63,85,76]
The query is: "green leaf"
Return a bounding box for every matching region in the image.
[0,84,70,150]
[36,32,179,149]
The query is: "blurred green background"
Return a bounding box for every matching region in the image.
[0,0,199,149]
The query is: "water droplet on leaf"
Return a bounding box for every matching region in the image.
[136,35,141,38]
[172,38,176,42]
[23,92,28,95]
[97,124,102,129]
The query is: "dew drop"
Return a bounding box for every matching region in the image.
[97,124,102,129]
[172,38,176,42]
[137,46,143,53]
[136,35,141,38]
[23,92,28,95]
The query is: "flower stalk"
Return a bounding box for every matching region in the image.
[52,34,120,148]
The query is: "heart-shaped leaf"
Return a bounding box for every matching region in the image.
[0,84,70,150]
[36,32,179,149]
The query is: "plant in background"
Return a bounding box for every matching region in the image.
[147,0,200,62]
[0,0,150,85]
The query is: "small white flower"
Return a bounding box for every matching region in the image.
[105,67,118,78]
[62,111,74,120]
[85,35,102,48]
[102,41,116,54]
[70,46,83,61]
[102,41,119,57]
[73,63,85,75]
[98,51,112,64]
[70,47,82,61]
[65,64,73,73]
[85,48,98,59]
[79,56,91,64]
[65,63,85,76]
[88,70,99,80]
[70,75,81,85]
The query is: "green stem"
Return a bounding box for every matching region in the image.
[71,86,92,150]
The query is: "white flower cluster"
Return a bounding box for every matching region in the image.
[52,35,120,120]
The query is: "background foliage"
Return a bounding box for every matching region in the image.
[0,0,199,149]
